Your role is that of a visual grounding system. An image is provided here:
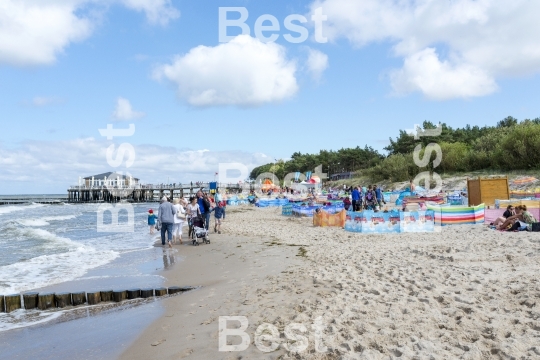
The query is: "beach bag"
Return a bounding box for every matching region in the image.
[176,206,186,220]
[532,222,540,232]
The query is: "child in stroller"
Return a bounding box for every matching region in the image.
[190,216,210,245]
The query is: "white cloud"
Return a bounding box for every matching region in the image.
[0,138,270,193]
[112,97,145,120]
[120,0,179,26]
[0,1,93,66]
[153,35,298,107]
[31,96,64,107]
[310,0,540,99]
[0,0,180,66]
[306,48,329,80]
[389,48,498,100]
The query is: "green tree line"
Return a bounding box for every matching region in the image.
[250,116,540,183]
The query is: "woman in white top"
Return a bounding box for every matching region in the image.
[186,196,200,239]
[172,198,186,244]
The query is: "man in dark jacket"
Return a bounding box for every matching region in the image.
[198,191,212,230]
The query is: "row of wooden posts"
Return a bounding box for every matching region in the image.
[0,286,192,313]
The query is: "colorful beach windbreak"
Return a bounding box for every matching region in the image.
[313,209,347,227]
[344,210,436,233]
[257,199,290,207]
[426,204,485,226]
[291,203,345,217]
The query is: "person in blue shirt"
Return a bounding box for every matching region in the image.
[147,209,157,234]
[374,185,386,209]
[351,187,360,212]
[196,190,206,223]
[213,201,226,233]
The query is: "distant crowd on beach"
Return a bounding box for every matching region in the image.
[147,190,226,247]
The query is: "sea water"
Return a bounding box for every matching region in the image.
[0,201,170,333]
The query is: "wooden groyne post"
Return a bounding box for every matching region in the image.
[5,294,21,313]
[23,292,38,310]
[1,286,194,313]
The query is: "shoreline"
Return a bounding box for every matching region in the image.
[120,214,306,359]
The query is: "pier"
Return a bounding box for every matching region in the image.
[67,183,244,203]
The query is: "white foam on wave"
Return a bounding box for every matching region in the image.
[0,203,45,215]
[0,310,64,332]
[42,215,77,222]
[17,228,75,248]
[0,233,119,294]
[16,219,50,227]
[15,215,78,227]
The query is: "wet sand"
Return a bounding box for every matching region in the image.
[120,216,304,359]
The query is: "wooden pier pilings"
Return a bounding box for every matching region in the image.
[0,286,194,313]
[67,183,243,203]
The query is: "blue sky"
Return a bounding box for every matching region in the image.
[1,0,540,194]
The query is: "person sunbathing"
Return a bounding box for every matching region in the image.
[497,205,537,231]
[492,205,515,227]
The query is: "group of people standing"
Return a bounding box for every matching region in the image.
[147,190,226,247]
[344,184,386,211]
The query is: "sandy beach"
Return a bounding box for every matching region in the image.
[123,205,540,359]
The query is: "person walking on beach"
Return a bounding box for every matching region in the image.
[172,198,185,245]
[158,196,177,248]
[201,193,212,230]
[213,201,225,234]
[187,196,200,238]
[147,209,157,234]
[196,191,209,230]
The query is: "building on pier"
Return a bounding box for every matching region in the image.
[82,172,139,188]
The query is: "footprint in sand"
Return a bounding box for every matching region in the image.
[151,339,166,346]
[178,348,194,358]
[201,317,215,325]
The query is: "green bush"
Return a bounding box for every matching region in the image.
[438,142,469,173]
[497,123,540,170]
[364,154,419,182]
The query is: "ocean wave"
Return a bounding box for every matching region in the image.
[16,219,50,227]
[0,203,45,215]
[15,215,78,227]
[0,246,119,294]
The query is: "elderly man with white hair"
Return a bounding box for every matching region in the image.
[158,196,177,248]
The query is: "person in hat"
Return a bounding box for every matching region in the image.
[148,209,157,234]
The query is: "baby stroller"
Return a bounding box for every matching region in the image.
[190,216,210,245]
